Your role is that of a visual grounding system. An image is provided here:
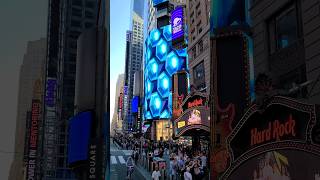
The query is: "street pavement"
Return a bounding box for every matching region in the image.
[110,139,150,180]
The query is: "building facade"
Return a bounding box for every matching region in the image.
[9,38,46,180]
[111,74,124,135]
[187,0,210,93]
[123,0,145,132]
[250,0,320,103]
[41,0,98,179]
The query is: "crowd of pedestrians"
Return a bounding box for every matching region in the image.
[113,133,209,180]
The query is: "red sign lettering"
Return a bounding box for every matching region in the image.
[188,98,203,108]
[250,114,296,146]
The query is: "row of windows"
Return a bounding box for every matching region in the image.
[191,38,208,61]
[70,20,94,28]
[72,0,96,9]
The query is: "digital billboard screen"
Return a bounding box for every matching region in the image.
[174,106,210,137]
[171,6,184,41]
[210,0,250,34]
[67,111,92,165]
[144,25,189,120]
[152,0,168,6]
[131,96,139,113]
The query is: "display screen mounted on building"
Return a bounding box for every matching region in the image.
[171,6,184,41]
[152,0,168,6]
[173,93,209,137]
[144,25,189,120]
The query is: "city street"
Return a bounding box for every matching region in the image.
[110,139,147,180]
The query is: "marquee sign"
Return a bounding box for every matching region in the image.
[217,96,320,179]
[174,106,210,137]
[181,93,208,111]
[173,92,209,138]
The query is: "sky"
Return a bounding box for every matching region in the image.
[110,0,131,123]
[0,0,48,179]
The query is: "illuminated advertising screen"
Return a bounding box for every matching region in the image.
[210,0,251,35]
[67,111,92,165]
[144,25,189,120]
[152,0,168,6]
[26,99,41,180]
[131,96,139,113]
[171,6,184,41]
[174,106,210,137]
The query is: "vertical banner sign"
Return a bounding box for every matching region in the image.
[171,6,185,48]
[87,138,103,179]
[26,99,41,180]
[45,78,57,107]
[137,107,141,132]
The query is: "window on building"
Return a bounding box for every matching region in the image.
[190,11,194,18]
[85,22,94,28]
[197,10,201,16]
[72,8,82,17]
[198,40,203,53]
[71,20,81,27]
[268,4,298,54]
[193,61,206,90]
[198,27,202,34]
[85,1,95,8]
[72,0,82,6]
[58,158,64,167]
[85,11,94,18]
[192,47,197,59]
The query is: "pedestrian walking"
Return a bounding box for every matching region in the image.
[152,166,161,180]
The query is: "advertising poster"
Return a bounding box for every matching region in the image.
[228,150,320,180]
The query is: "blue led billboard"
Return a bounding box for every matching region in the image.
[144,25,189,120]
[67,111,92,165]
[210,0,251,34]
[131,96,139,113]
[152,0,168,6]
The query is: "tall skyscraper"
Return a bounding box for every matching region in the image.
[111,74,124,136]
[123,30,132,132]
[9,38,46,180]
[123,0,145,131]
[41,0,98,179]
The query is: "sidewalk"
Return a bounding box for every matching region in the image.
[112,140,152,179]
[136,162,152,180]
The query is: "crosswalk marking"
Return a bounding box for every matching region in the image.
[111,156,117,164]
[123,150,133,156]
[118,156,126,164]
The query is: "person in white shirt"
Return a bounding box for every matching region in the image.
[152,166,161,180]
[184,167,192,180]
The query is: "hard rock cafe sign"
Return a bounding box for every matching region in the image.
[213,96,320,179]
[173,92,210,138]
